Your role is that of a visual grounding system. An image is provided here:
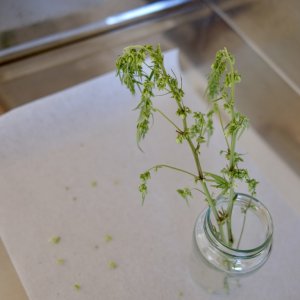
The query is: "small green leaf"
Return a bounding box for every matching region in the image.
[176,133,184,144]
[246,178,259,196]
[91,180,98,187]
[49,236,61,244]
[139,171,152,204]
[139,183,148,204]
[108,260,118,269]
[177,188,192,205]
[56,258,65,265]
[104,234,113,242]
[176,106,191,119]
[74,283,81,291]
[140,171,151,182]
[178,291,184,297]
[205,172,230,193]
[205,172,227,184]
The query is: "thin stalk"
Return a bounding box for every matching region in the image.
[225,131,238,246]
[229,131,237,170]
[216,104,230,149]
[153,107,182,132]
[149,164,198,180]
[224,49,238,246]
[186,136,205,180]
[226,187,235,246]
[185,126,227,243]
[237,216,246,249]
[161,62,205,181]
[192,187,206,196]
[201,181,226,243]
[181,103,227,243]
[181,116,204,180]
[236,199,252,249]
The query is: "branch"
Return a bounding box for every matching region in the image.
[148,164,198,180]
[153,107,182,132]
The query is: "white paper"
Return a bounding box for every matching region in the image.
[0,50,300,299]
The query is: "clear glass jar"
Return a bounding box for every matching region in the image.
[190,193,273,294]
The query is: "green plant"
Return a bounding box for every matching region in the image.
[116,45,258,247]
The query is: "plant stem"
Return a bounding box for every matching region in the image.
[149,164,198,179]
[226,187,235,246]
[185,125,227,243]
[153,107,182,132]
[160,62,205,181]
[237,215,246,249]
[229,133,237,170]
[216,105,230,149]
[225,133,237,246]
[224,49,238,247]
[185,133,204,180]
[201,180,226,243]
[236,199,252,249]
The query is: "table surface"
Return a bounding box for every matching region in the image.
[1,50,300,300]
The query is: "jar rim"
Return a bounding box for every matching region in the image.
[205,193,273,258]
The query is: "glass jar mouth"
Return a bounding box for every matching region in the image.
[205,193,273,258]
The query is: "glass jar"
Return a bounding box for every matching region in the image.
[190,193,273,294]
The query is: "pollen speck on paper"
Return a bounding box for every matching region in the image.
[104,234,113,242]
[56,258,65,265]
[108,260,118,269]
[91,180,98,187]
[49,236,61,244]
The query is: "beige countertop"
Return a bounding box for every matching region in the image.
[1,50,299,299]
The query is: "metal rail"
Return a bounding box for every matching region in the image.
[0,0,201,65]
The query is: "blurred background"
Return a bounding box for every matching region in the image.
[0,1,299,298]
[1,0,300,176]
[0,0,300,179]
